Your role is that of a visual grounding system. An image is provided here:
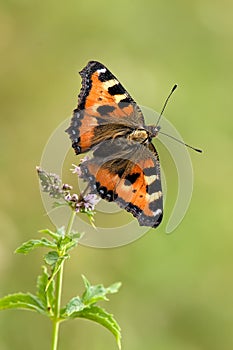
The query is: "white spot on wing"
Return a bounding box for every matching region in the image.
[145,174,159,185]
[103,79,119,89]
[147,191,162,201]
[97,68,107,74]
[153,208,162,216]
[114,94,127,103]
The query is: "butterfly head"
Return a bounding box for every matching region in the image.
[147,125,161,139]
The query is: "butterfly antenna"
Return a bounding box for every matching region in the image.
[159,131,202,153]
[155,84,178,127]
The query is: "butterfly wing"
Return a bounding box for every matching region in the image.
[66,61,145,154]
[80,139,163,228]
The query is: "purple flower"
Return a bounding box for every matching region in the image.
[83,194,100,210]
[70,164,82,176]
[71,194,79,202]
[37,167,64,199]
[62,184,73,191]
[37,166,99,218]
[64,194,72,201]
[70,157,89,177]
[80,156,89,163]
[71,193,100,212]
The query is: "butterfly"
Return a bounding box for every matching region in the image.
[66,61,164,228]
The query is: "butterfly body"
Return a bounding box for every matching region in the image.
[66,61,163,228]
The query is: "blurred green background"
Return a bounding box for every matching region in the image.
[1,0,233,349]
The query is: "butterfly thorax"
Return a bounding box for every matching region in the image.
[127,125,160,144]
[127,129,148,143]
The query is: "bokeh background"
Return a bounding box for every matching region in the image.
[1,0,233,349]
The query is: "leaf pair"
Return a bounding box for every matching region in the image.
[61,275,122,348]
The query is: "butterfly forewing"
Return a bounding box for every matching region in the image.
[66,61,145,154]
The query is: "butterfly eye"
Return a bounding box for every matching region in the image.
[147,125,160,137]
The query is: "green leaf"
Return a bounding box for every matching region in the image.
[68,305,121,349]
[0,293,46,315]
[70,231,82,240]
[36,266,54,314]
[37,267,48,308]
[55,234,79,253]
[39,228,60,240]
[65,240,78,252]
[61,296,85,317]
[82,274,90,289]
[81,275,122,306]
[46,277,55,313]
[106,282,122,294]
[57,235,72,250]
[15,238,56,254]
[51,255,68,275]
[44,251,59,266]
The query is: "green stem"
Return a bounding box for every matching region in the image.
[51,210,76,350]
[65,210,76,238]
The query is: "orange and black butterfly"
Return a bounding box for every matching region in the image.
[66,61,168,228]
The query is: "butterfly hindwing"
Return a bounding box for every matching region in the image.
[80,139,163,228]
[66,61,145,155]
